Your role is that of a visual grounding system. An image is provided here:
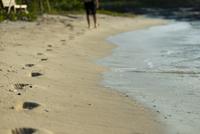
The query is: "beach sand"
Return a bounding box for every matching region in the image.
[0,14,166,134]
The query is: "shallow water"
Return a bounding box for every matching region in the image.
[98,21,200,134]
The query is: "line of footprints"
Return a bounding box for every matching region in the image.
[9,44,56,134]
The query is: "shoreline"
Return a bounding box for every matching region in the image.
[0,14,167,134]
[102,20,200,134]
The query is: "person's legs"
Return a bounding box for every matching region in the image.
[86,14,90,28]
[92,14,97,28]
[84,1,97,28]
[84,2,91,28]
[91,2,97,28]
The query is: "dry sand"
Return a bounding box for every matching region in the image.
[0,14,167,134]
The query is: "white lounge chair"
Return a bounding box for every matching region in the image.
[1,0,28,14]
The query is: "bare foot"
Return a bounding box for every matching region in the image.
[94,23,99,28]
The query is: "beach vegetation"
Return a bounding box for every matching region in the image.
[1,0,200,22]
[100,0,200,9]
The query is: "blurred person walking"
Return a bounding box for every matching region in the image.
[83,0,99,28]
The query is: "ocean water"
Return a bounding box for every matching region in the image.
[98,21,200,134]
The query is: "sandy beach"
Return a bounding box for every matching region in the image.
[0,14,166,134]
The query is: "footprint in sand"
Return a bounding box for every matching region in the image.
[37,52,44,56]
[9,83,33,94]
[65,23,74,30]
[14,83,32,90]
[60,40,67,45]
[60,39,66,43]
[47,44,53,48]
[11,128,37,134]
[31,72,43,77]
[41,58,48,62]
[22,101,40,110]
[25,64,35,68]
[46,49,52,52]
[11,128,53,134]
[13,101,40,111]
[36,52,49,61]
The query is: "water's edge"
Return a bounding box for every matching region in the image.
[98,21,200,134]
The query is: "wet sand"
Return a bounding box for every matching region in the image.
[0,14,166,134]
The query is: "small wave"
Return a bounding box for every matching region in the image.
[160,50,175,55]
[112,68,137,73]
[131,70,200,75]
[149,22,192,32]
[144,59,154,68]
[112,68,200,75]
[138,70,200,75]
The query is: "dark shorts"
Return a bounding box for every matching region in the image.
[84,1,96,15]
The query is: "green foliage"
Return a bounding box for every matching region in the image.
[50,0,82,11]
[1,0,200,22]
[0,14,5,22]
[100,1,141,12]
[0,9,36,22]
[15,12,37,21]
[100,0,200,9]
[0,0,37,21]
[0,0,83,22]
[138,0,200,7]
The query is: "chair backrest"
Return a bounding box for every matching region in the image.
[1,0,15,7]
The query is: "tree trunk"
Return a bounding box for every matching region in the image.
[46,0,51,12]
[39,0,44,13]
